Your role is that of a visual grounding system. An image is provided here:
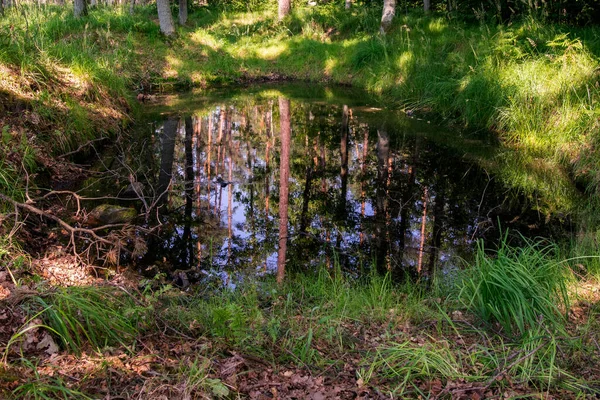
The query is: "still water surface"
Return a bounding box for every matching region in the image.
[103,84,569,283]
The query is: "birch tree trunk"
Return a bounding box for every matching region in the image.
[157,0,175,36]
[379,0,395,35]
[74,0,87,18]
[276,97,291,284]
[178,0,187,25]
[278,0,290,21]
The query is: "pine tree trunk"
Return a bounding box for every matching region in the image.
[178,0,187,25]
[380,0,395,35]
[74,0,87,18]
[278,0,290,21]
[157,0,175,36]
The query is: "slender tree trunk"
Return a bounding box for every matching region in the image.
[345,0,351,9]
[178,0,187,25]
[74,0,87,18]
[278,0,290,21]
[380,0,395,35]
[129,0,135,15]
[157,0,175,36]
[423,0,430,12]
[276,97,291,284]
[0,0,4,17]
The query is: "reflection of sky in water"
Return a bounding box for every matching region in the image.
[141,95,561,279]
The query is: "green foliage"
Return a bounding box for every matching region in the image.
[26,286,141,354]
[459,233,571,338]
[362,340,461,396]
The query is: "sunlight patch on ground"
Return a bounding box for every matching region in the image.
[189,30,222,50]
[256,43,288,60]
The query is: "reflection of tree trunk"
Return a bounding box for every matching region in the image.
[277,97,291,284]
[375,128,390,275]
[417,187,428,275]
[206,115,213,211]
[227,150,233,258]
[194,117,203,260]
[397,137,418,280]
[157,118,178,208]
[359,127,368,245]
[339,105,349,217]
[299,165,313,234]
[428,182,444,277]
[182,117,194,265]
[265,102,272,216]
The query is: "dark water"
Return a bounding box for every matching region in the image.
[96,84,570,283]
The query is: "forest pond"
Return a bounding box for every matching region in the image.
[87,84,572,285]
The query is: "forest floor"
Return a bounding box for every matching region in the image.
[1,3,600,399]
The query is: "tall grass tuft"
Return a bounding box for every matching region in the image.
[459,233,571,338]
[28,286,141,354]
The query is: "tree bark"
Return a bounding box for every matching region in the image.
[157,0,176,37]
[424,0,430,13]
[74,0,87,18]
[276,97,291,284]
[278,0,290,21]
[380,0,395,35]
[178,0,187,25]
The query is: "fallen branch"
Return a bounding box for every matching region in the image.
[0,192,115,247]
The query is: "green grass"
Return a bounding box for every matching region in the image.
[458,233,572,338]
[24,286,142,354]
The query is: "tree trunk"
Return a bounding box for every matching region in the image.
[0,0,4,17]
[380,0,395,35]
[345,0,351,9]
[128,0,135,15]
[278,0,290,21]
[276,97,291,284]
[424,0,430,12]
[74,0,87,18]
[178,0,187,25]
[157,0,175,37]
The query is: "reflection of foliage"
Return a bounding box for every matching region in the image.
[124,89,572,279]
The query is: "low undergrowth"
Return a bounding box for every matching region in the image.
[1,237,599,398]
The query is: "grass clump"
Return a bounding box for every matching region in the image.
[25,286,141,354]
[459,233,571,338]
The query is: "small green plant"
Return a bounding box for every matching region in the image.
[459,233,571,338]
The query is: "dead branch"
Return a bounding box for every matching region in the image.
[57,136,109,159]
[0,192,115,247]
